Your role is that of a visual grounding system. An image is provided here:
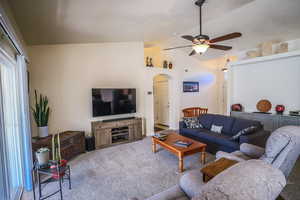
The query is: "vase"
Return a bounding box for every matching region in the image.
[168,62,173,69]
[38,126,49,138]
[275,105,285,114]
[36,151,49,166]
[163,60,168,68]
[231,104,243,112]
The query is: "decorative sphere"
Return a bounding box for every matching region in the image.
[275,105,285,114]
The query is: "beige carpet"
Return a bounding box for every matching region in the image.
[22,137,215,200]
[22,136,300,200]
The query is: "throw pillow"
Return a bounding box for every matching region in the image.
[231,126,257,140]
[183,117,203,129]
[211,124,223,133]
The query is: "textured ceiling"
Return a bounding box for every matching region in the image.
[8,0,253,45]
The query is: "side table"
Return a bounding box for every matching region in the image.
[32,161,71,200]
[201,158,238,182]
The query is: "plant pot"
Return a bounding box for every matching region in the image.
[36,151,49,166]
[38,126,49,138]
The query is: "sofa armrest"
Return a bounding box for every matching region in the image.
[179,121,187,130]
[240,143,265,158]
[216,151,248,162]
[239,130,271,147]
[179,169,205,198]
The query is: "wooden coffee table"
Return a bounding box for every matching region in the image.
[201,158,238,182]
[152,133,207,172]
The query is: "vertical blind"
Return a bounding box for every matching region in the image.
[0,52,24,199]
[0,13,32,200]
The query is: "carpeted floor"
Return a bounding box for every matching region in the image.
[22,137,215,200]
[22,136,300,200]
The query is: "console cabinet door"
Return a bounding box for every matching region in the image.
[134,120,143,140]
[278,116,300,127]
[252,114,277,131]
[95,128,111,148]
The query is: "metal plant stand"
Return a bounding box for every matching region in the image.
[32,161,71,200]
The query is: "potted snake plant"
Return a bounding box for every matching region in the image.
[32,90,50,138]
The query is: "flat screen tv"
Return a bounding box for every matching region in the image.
[92,88,136,117]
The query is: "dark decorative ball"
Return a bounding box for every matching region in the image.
[231,104,243,112]
[275,105,285,114]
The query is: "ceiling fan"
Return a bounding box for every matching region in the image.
[164,0,242,56]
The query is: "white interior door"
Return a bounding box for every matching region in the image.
[154,80,169,126]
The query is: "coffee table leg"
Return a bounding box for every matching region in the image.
[201,148,206,164]
[179,154,184,172]
[152,139,157,153]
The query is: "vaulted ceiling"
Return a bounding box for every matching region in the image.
[7,0,300,58]
[8,0,253,45]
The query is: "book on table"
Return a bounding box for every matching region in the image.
[153,133,168,140]
[174,140,193,148]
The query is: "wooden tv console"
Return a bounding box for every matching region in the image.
[92,118,143,149]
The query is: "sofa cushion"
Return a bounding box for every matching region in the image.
[182,128,239,150]
[180,128,204,138]
[198,114,215,130]
[211,115,235,136]
[192,160,286,200]
[231,118,262,135]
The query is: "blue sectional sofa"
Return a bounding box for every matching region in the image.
[179,114,270,154]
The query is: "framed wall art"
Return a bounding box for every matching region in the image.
[183,81,199,92]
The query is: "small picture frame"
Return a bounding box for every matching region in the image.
[183,81,199,92]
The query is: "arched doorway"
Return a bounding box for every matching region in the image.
[153,74,170,132]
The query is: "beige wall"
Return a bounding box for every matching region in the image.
[28,42,145,136]
[144,46,164,68]
[28,42,222,137]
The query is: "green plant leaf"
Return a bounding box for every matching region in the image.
[32,90,50,127]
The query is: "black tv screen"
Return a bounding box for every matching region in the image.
[92,88,136,117]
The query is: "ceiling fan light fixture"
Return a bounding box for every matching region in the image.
[193,44,209,53]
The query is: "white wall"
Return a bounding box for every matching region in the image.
[28,42,145,136]
[141,46,222,134]
[228,52,300,114]
[173,52,221,114]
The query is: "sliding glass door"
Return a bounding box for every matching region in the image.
[0,106,8,200]
[0,51,24,200]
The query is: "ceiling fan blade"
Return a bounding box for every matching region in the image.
[164,45,193,51]
[209,32,242,43]
[189,50,196,56]
[182,35,195,42]
[210,44,232,51]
